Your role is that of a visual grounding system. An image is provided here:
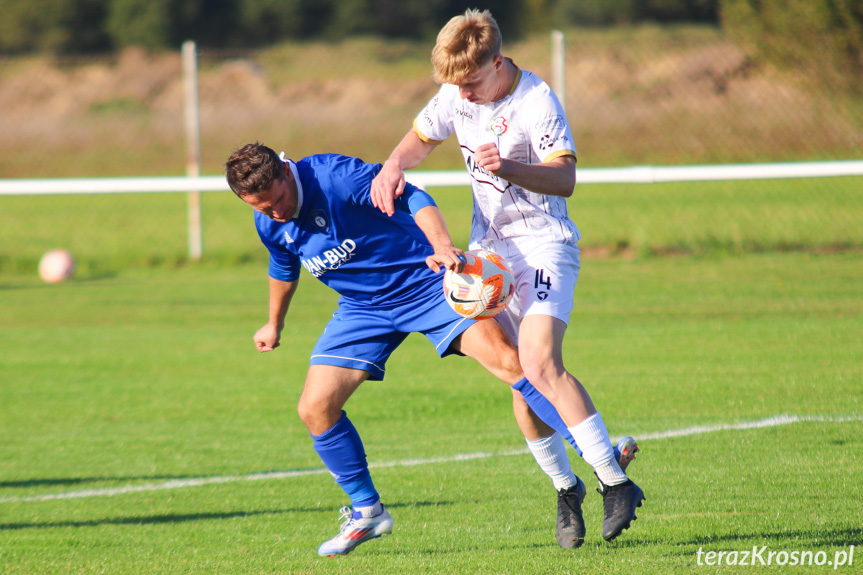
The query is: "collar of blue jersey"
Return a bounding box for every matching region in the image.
[279,151,304,219]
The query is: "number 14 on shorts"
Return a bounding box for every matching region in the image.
[535,269,552,301]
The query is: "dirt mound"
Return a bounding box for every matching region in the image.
[0,40,856,177]
[0,48,179,118]
[0,48,433,119]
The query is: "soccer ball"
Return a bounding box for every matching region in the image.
[38,249,76,283]
[443,250,515,319]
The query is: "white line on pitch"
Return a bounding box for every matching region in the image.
[1,413,860,504]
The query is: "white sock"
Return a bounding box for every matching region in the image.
[526,433,578,491]
[354,500,383,518]
[568,413,627,486]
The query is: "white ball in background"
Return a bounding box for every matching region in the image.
[38,249,76,283]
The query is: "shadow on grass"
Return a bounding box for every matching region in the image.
[379,541,559,557]
[676,527,863,549]
[585,528,863,552]
[0,508,317,531]
[0,500,453,531]
[0,475,210,489]
[0,272,120,290]
[0,470,327,489]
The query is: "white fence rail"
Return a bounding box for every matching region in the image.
[3,161,860,260]
[2,161,862,196]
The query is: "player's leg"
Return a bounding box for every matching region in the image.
[409,281,588,548]
[485,244,637,469]
[297,364,394,556]
[298,367,377,510]
[517,315,595,425]
[512,390,580,488]
[297,364,366,435]
[411,291,581,490]
[518,314,644,541]
[489,260,586,456]
[453,318,587,548]
[302,304,406,556]
[501,240,644,541]
[455,316,583,459]
[513,370,638,469]
[512,388,588,548]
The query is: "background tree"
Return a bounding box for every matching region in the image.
[721,0,863,88]
[106,0,174,50]
[0,0,108,53]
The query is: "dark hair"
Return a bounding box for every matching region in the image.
[225,142,282,197]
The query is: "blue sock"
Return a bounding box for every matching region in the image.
[311,411,379,508]
[512,378,582,456]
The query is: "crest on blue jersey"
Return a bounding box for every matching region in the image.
[310,209,329,231]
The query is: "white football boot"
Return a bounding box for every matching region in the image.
[615,436,639,471]
[317,504,394,557]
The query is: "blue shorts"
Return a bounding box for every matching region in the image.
[309,276,475,380]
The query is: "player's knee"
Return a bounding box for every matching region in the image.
[519,353,561,388]
[297,391,344,434]
[483,323,522,380]
[297,392,325,429]
[296,395,313,427]
[498,346,524,382]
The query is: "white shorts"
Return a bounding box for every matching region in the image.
[473,239,581,346]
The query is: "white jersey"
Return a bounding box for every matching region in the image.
[414,66,580,249]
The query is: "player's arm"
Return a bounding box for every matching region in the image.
[254,276,299,353]
[475,145,576,198]
[371,129,437,216]
[413,205,465,274]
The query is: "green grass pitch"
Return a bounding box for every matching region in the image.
[1,250,860,574]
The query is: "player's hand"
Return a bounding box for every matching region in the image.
[426,248,466,274]
[370,160,406,217]
[475,142,504,174]
[254,323,281,352]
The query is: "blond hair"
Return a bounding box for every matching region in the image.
[431,9,502,85]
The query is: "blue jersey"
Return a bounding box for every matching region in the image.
[254,154,441,305]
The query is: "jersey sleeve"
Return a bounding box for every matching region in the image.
[395,182,437,216]
[255,217,301,282]
[267,251,301,282]
[526,90,577,164]
[413,86,455,144]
